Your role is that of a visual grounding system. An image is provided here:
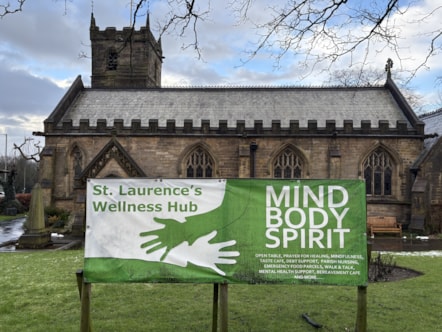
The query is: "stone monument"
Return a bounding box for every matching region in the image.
[17,183,51,249]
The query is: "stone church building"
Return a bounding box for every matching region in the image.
[38,14,426,235]
[410,109,442,233]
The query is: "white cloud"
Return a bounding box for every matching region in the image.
[0,0,440,153]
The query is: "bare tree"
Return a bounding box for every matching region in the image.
[3,0,441,83]
[326,68,386,87]
[327,65,423,111]
[145,0,441,83]
[0,0,72,17]
[155,0,209,58]
[14,138,42,163]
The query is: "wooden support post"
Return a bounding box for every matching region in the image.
[220,283,228,332]
[355,285,367,332]
[355,240,370,331]
[212,284,219,332]
[81,281,92,332]
[76,270,92,332]
[76,269,84,299]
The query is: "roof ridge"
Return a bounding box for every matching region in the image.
[159,84,384,89]
[419,108,442,119]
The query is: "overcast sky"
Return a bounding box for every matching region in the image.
[0,0,441,157]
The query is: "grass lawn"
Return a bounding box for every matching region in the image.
[1,250,441,331]
[0,214,26,222]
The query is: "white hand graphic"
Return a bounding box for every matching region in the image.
[163,230,240,276]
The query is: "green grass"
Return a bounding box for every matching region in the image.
[0,213,26,222]
[1,250,441,331]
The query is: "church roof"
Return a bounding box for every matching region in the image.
[44,75,424,136]
[64,87,408,128]
[410,109,442,170]
[420,108,442,149]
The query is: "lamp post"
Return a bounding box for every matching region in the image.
[1,133,7,182]
[22,137,34,193]
[23,160,26,193]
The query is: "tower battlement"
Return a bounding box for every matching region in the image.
[90,13,162,89]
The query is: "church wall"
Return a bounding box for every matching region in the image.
[42,133,422,228]
[418,138,442,232]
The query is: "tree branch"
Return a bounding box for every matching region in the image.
[156,0,210,58]
[13,139,41,163]
[0,0,25,18]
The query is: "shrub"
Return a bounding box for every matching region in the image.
[0,198,25,214]
[15,193,32,211]
[44,206,71,228]
[369,252,396,282]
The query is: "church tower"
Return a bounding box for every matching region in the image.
[89,13,162,88]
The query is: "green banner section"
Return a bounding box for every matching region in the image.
[84,178,367,285]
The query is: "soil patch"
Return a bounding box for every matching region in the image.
[369,265,422,282]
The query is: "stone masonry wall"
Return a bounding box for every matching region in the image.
[41,134,422,228]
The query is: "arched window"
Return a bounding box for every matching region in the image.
[107,48,118,70]
[185,147,214,178]
[363,148,393,196]
[273,148,303,179]
[72,146,83,178]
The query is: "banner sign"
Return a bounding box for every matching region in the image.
[84,178,367,286]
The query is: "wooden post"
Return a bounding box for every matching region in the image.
[81,281,92,332]
[355,240,370,331]
[212,284,219,332]
[355,285,367,332]
[76,269,84,299]
[76,270,92,332]
[220,283,228,332]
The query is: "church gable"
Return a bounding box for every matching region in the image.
[97,158,131,178]
[76,138,146,187]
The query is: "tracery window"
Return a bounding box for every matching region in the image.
[363,148,393,196]
[273,148,302,179]
[185,147,213,178]
[107,49,118,70]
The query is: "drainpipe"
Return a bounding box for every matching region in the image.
[250,141,258,178]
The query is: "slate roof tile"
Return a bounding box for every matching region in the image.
[59,87,411,129]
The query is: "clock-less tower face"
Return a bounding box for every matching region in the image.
[90,13,162,89]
